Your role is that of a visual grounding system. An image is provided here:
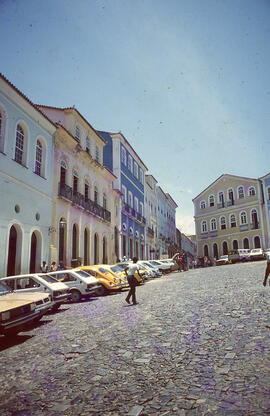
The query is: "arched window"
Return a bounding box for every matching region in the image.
[85,178,90,201]
[15,124,24,164]
[75,126,80,141]
[240,211,247,225]
[230,214,236,228]
[233,240,238,250]
[73,170,79,193]
[243,238,249,249]
[95,145,99,162]
[220,216,226,230]
[218,191,225,208]
[228,188,234,205]
[210,218,217,231]
[223,241,228,255]
[251,209,259,229]
[35,140,42,176]
[248,186,256,196]
[209,195,215,207]
[200,200,206,209]
[94,186,98,204]
[201,220,207,233]
[213,243,218,259]
[203,245,209,257]
[238,186,244,199]
[254,236,261,248]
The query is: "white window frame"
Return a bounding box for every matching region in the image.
[248,186,256,196]
[95,145,99,162]
[134,197,139,213]
[240,211,247,225]
[267,186,270,200]
[86,136,90,154]
[75,126,80,141]
[128,191,133,208]
[210,218,217,231]
[139,168,144,184]
[220,216,226,230]
[200,200,206,209]
[134,161,138,179]
[128,155,132,172]
[121,146,127,165]
[208,195,215,207]
[121,185,127,203]
[201,220,207,233]
[35,139,43,176]
[230,213,237,228]
[139,202,144,216]
[237,185,244,199]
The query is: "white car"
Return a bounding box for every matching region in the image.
[48,269,101,302]
[1,274,70,311]
[148,260,171,273]
[139,261,162,277]
[249,248,266,261]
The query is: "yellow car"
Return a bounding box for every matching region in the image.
[74,265,127,296]
[98,265,129,286]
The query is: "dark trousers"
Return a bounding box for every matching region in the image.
[126,276,137,304]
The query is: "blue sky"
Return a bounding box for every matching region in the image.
[1,0,270,234]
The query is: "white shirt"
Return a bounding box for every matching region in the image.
[127,264,139,277]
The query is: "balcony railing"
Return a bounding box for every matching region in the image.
[58,183,111,223]
[122,203,146,224]
[217,202,225,209]
[227,200,234,207]
[251,222,259,230]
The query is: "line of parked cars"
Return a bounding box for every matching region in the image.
[216,248,270,266]
[0,258,178,337]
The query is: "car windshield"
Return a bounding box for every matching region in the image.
[111,266,123,272]
[143,262,155,269]
[0,281,11,295]
[75,270,93,278]
[252,249,260,253]
[150,261,160,265]
[39,274,60,284]
[98,268,110,274]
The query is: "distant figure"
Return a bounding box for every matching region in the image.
[40,261,48,273]
[50,261,58,272]
[263,255,270,286]
[177,256,183,272]
[58,261,66,271]
[125,257,141,305]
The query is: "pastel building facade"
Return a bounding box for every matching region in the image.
[260,172,270,248]
[0,74,56,277]
[156,187,177,257]
[38,106,121,266]
[100,131,147,260]
[193,174,265,259]
[145,175,158,259]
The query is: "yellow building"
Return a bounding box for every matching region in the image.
[193,174,265,259]
[38,105,121,266]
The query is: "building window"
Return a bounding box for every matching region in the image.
[228,188,234,204]
[200,200,206,209]
[238,186,244,199]
[85,179,89,201]
[134,162,138,179]
[60,161,67,185]
[267,187,270,200]
[73,170,79,193]
[128,155,132,172]
[233,240,238,250]
[240,211,247,225]
[121,146,127,165]
[15,124,24,164]
[248,186,256,196]
[230,214,237,228]
[128,191,133,208]
[210,218,217,231]
[95,145,99,162]
[209,195,215,207]
[94,186,98,204]
[139,202,144,216]
[121,185,127,203]
[134,197,139,213]
[220,216,226,230]
[201,221,207,233]
[139,168,144,184]
[75,126,80,141]
[103,193,107,209]
[218,191,225,207]
[0,110,4,152]
[35,140,42,176]
[86,136,90,154]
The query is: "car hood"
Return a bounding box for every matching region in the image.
[0,293,35,313]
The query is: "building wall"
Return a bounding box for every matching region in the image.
[193,174,265,259]
[0,76,55,276]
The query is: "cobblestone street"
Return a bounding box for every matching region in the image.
[1,262,270,416]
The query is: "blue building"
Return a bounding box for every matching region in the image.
[0,74,56,276]
[260,172,270,248]
[99,131,147,259]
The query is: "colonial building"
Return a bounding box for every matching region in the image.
[37,106,121,266]
[0,74,56,277]
[145,174,158,259]
[193,174,265,260]
[100,131,147,260]
[259,172,270,248]
[157,187,178,258]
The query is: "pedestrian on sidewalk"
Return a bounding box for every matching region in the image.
[40,261,48,273]
[50,261,58,272]
[125,257,141,305]
[263,254,270,286]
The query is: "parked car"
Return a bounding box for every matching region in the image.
[238,249,251,262]
[47,269,101,302]
[1,274,70,311]
[216,255,230,266]
[0,281,40,336]
[158,259,179,271]
[116,262,146,283]
[148,260,171,274]
[249,248,266,261]
[228,250,240,264]
[95,265,129,286]
[76,266,127,296]
[139,261,162,277]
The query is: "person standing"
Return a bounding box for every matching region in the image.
[40,261,48,273]
[50,261,58,272]
[263,254,270,286]
[125,257,141,305]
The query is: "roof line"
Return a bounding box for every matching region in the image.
[0,73,56,129]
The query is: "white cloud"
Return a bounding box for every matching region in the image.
[176,212,195,235]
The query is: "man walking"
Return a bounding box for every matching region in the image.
[125,257,141,305]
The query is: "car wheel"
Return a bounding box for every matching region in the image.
[70,290,81,302]
[96,285,107,296]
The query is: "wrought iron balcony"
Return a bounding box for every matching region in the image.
[58,183,111,223]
